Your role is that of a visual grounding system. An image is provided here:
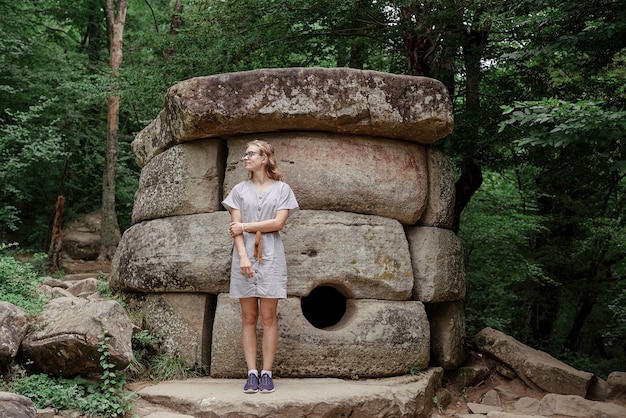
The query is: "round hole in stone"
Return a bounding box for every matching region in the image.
[301,285,347,329]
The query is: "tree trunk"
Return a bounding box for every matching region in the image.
[164,0,183,63]
[99,0,127,261]
[47,195,64,271]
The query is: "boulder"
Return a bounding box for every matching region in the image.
[474,327,594,397]
[607,371,626,397]
[538,393,626,418]
[211,294,430,378]
[224,133,428,225]
[132,139,226,224]
[407,226,466,302]
[0,302,29,365]
[62,210,120,260]
[66,277,100,298]
[132,67,453,166]
[0,392,37,418]
[20,297,133,376]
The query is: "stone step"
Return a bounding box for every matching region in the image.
[129,369,442,418]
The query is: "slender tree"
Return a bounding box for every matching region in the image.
[99,0,128,260]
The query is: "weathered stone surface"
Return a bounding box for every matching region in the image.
[474,327,594,397]
[136,371,443,418]
[538,393,626,418]
[112,210,413,300]
[467,402,502,414]
[223,133,428,224]
[407,226,465,302]
[282,210,413,300]
[456,361,491,387]
[66,277,100,298]
[211,295,430,378]
[20,297,133,376]
[418,147,455,228]
[607,371,626,397]
[128,293,216,368]
[0,302,29,365]
[132,139,226,224]
[426,300,466,369]
[0,392,37,418]
[132,68,453,167]
[62,210,119,260]
[110,212,232,293]
[514,397,541,414]
[587,376,610,401]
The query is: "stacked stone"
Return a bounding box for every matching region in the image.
[110,67,465,378]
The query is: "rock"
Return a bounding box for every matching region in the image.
[112,210,414,301]
[426,300,466,369]
[486,412,547,418]
[224,133,428,225]
[41,277,69,289]
[418,147,455,228]
[587,376,610,401]
[407,226,466,302]
[0,392,37,418]
[456,361,491,387]
[474,327,594,397]
[135,371,443,418]
[62,210,119,260]
[132,68,453,167]
[66,277,100,298]
[607,371,626,397]
[481,389,502,407]
[20,297,133,376]
[538,393,626,418]
[128,293,217,368]
[211,294,430,378]
[467,402,502,414]
[0,302,29,365]
[132,139,226,224]
[514,396,541,413]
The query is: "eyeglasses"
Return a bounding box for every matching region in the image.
[241,151,260,160]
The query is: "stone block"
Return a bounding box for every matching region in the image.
[418,147,455,228]
[224,133,428,225]
[211,294,430,378]
[132,139,226,223]
[407,226,466,302]
[426,300,466,369]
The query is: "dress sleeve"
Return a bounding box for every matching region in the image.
[222,183,242,212]
[278,182,300,220]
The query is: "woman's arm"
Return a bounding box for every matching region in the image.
[230,209,290,236]
[229,209,254,279]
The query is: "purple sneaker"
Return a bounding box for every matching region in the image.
[243,373,259,393]
[259,372,275,393]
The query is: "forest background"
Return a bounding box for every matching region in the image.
[1,0,624,378]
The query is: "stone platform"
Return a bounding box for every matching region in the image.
[129,369,442,418]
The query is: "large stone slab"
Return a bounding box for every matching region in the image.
[127,293,216,369]
[474,327,595,397]
[407,226,466,302]
[132,67,453,166]
[132,139,226,224]
[224,133,428,225]
[112,210,413,300]
[0,301,29,365]
[136,371,443,418]
[418,147,455,228]
[282,210,413,300]
[110,212,232,293]
[211,295,430,378]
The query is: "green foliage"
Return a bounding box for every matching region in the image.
[0,245,47,312]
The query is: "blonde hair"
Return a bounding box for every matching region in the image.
[246,140,283,181]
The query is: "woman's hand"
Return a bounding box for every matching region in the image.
[229,221,245,237]
[239,255,254,279]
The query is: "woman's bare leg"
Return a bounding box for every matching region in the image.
[240,297,259,371]
[259,298,279,371]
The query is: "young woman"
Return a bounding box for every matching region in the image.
[222,140,299,394]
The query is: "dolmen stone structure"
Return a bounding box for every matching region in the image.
[110,67,465,379]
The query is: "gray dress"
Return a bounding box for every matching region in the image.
[222,180,299,298]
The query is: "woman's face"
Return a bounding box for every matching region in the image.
[242,147,264,171]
